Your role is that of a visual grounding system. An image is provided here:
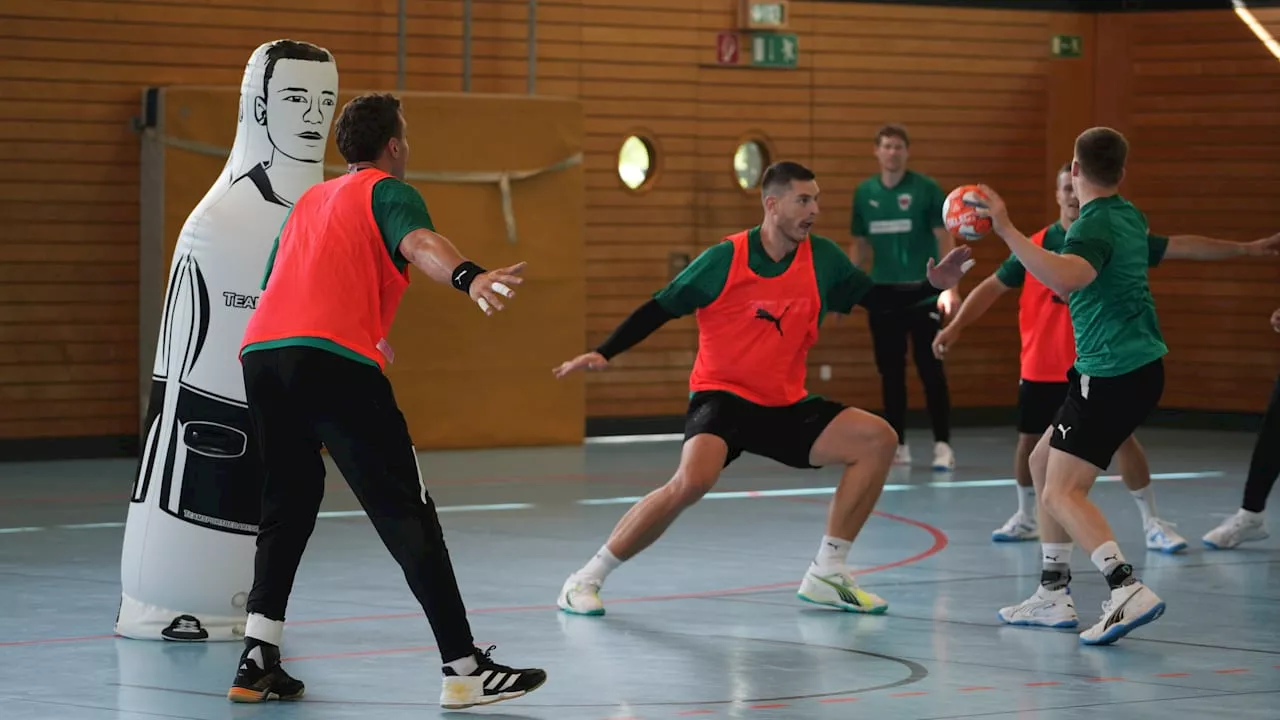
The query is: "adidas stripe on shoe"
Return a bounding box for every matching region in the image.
[440,645,547,709]
[226,643,305,703]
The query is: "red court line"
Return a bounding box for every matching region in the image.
[1088,677,1126,683]
[818,697,859,703]
[959,686,995,692]
[1215,668,1249,674]
[1026,681,1061,687]
[750,703,788,709]
[1154,673,1190,678]
[1,510,947,648]
[890,691,929,698]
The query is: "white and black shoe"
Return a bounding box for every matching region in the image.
[440,645,547,709]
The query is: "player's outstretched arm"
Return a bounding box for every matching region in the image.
[932,273,1012,359]
[972,185,1096,297]
[399,229,526,316]
[1163,232,1280,260]
[552,299,677,378]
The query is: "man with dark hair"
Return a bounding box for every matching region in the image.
[229,92,546,709]
[932,163,1183,551]
[850,123,958,471]
[936,162,1275,567]
[552,160,975,617]
[975,126,1279,644]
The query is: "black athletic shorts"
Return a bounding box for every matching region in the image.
[1049,358,1164,470]
[684,390,848,469]
[1017,379,1069,435]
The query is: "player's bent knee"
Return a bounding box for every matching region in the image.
[667,469,717,506]
[813,409,897,467]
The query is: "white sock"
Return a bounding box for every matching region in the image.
[244,613,284,646]
[445,653,479,675]
[578,545,622,582]
[1017,485,1036,517]
[814,535,852,572]
[1130,485,1157,526]
[1090,540,1126,576]
[1041,542,1073,568]
[1240,508,1265,523]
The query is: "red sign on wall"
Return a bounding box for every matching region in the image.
[716,31,740,65]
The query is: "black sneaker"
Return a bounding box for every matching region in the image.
[227,642,305,703]
[439,645,547,709]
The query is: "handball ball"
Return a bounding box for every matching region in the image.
[943,184,992,241]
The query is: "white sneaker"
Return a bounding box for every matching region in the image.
[992,511,1039,542]
[556,574,604,616]
[997,585,1078,628]
[1079,581,1165,645]
[932,441,955,470]
[1144,518,1188,554]
[1202,510,1269,550]
[893,444,911,466]
[797,565,888,614]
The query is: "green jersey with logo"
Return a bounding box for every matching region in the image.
[850,170,946,289]
[1060,195,1169,377]
[242,176,434,368]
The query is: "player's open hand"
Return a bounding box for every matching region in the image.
[972,184,1011,233]
[553,351,609,378]
[470,261,527,315]
[926,245,975,291]
[1271,306,1280,333]
[1243,233,1280,257]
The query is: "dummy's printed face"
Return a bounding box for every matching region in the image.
[260,58,338,163]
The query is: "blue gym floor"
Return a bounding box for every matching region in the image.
[1,426,1277,719]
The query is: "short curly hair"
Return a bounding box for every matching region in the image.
[335,93,402,164]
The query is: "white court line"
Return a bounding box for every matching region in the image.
[574,471,1225,506]
[585,433,684,445]
[0,472,1223,534]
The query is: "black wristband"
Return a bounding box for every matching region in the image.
[450,261,486,293]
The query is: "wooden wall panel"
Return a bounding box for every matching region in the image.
[7,1,1278,447]
[1097,9,1280,414]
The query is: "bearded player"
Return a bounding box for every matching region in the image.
[551,161,974,617]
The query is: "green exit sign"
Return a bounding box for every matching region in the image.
[750,2,786,26]
[749,32,798,69]
[740,0,789,30]
[1051,34,1082,57]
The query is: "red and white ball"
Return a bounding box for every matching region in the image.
[943,184,992,241]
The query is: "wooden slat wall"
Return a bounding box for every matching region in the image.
[0,0,560,441]
[1098,9,1280,414]
[6,1,1279,445]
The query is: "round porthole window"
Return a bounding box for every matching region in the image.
[734,139,769,190]
[617,135,655,190]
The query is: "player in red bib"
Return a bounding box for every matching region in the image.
[550,162,974,617]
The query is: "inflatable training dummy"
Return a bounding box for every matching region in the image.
[117,39,338,641]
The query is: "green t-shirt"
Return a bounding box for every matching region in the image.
[850,170,946,292]
[242,175,435,367]
[653,227,874,404]
[1058,195,1169,377]
[995,221,1170,288]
